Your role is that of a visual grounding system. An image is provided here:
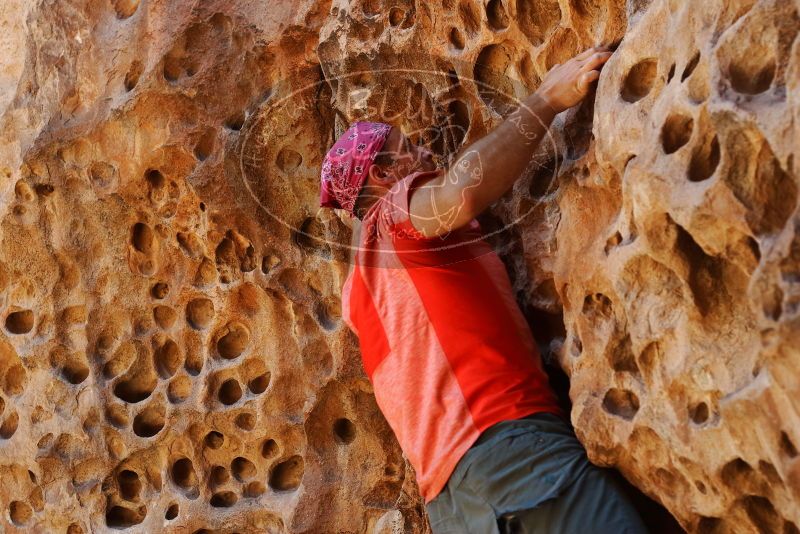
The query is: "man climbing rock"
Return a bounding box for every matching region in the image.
[319,46,648,533]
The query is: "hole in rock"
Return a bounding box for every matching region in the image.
[721,458,755,488]
[673,223,730,317]
[186,297,214,330]
[449,27,465,50]
[333,418,357,444]
[165,503,178,520]
[124,60,143,91]
[661,113,693,154]
[474,44,517,117]
[780,431,798,458]
[133,404,165,437]
[9,501,32,526]
[118,470,141,501]
[0,411,19,438]
[240,243,257,272]
[131,222,155,254]
[292,217,329,257]
[486,0,509,30]
[67,523,83,534]
[4,363,26,395]
[762,285,783,321]
[210,491,237,508]
[177,232,204,261]
[171,458,197,489]
[742,495,782,533]
[235,412,255,431]
[275,147,302,173]
[114,372,157,404]
[37,433,52,449]
[261,254,280,274]
[570,336,583,357]
[517,0,561,46]
[145,169,165,189]
[697,517,724,534]
[313,300,339,331]
[689,134,720,181]
[183,350,205,376]
[269,455,304,491]
[153,306,177,329]
[224,112,245,131]
[689,402,709,424]
[205,431,224,449]
[63,352,89,384]
[758,142,797,235]
[605,232,622,254]
[168,376,191,403]
[151,281,169,299]
[602,388,640,420]
[217,322,250,359]
[210,465,229,486]
[232,457,257,481]
[666,63,676,82]
[89,162,116,187]
[729,58,776,95]
[154,338,181,379]
[262,438,278,458]
[218,379,242,405]
[105,505,146,528]
[112,0,140,19]
[758,460,781,484]
[388,7,405,26]
[106,404,129,428]
[153,306,177,330]
[362,0,380,16]
[582,292,612,317]
[529,157,557,198]
[6,310,33,334]
[724,135,797,236]
[621,59,657,103]
[542,28,580,71]
[609,336,640,375]
[248,372,271,394]
[194,130,216,161]
[245,481,266,497]
[681,51,701,81]
[199,202,206,211]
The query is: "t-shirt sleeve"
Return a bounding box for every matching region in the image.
[378,168,445,241]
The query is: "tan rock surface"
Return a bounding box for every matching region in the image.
[0,0,797,532]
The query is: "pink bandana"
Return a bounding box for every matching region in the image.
[320,121,393,217]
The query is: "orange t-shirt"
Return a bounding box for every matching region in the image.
[342,169,563,504]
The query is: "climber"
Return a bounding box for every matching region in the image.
[319,46,648,533]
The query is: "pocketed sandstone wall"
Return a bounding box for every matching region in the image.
[0,0,796,532]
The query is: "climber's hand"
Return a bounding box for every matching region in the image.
[536,45,612,113]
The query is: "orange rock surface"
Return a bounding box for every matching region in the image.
[0,0,797,532]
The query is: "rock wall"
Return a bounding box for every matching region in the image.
[0,0,797,532]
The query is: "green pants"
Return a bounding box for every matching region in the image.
[425,413,649,534]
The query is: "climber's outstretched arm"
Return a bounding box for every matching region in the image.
[407,45,612,238]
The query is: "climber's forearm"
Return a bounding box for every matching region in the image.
[406,45,611,238]
[407,93,556,237]
[450,93,557,220]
